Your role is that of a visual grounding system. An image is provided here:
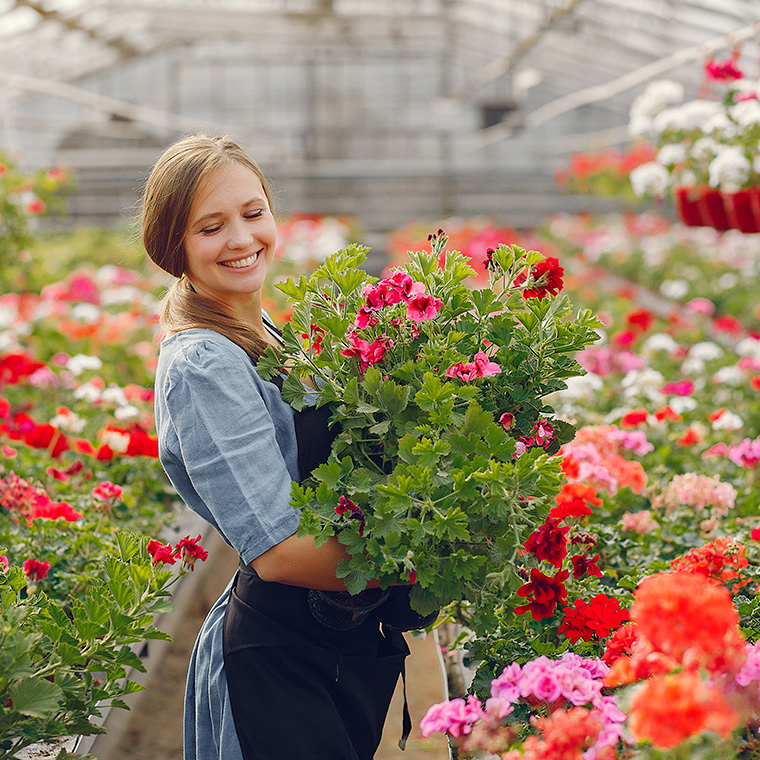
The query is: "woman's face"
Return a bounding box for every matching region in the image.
[183,162,277,315]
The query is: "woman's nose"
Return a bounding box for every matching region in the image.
[227,221,253,249]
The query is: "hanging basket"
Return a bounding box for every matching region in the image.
[674,187,708,227]
[674,186,760,233]
[723,187,760,234]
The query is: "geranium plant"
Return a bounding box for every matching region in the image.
[257,232,601,619]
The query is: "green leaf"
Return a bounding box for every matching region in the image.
[8,676,62,718]
[281,371,309,411]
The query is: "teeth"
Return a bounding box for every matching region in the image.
[221,252,259,268]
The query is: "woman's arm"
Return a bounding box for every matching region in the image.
[251,533,380,591]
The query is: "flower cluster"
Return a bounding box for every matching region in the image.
[262,233,599,616]
[420,652,627,759]
[147,533,209,572]
[628,54,760,197]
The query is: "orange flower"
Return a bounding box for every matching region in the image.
[555,482,602,507]
[628,671,739,749]
[654,405,681,422]
[631,572,738,662]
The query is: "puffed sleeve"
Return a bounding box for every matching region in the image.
[159,336,300,563]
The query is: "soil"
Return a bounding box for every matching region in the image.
[101,538,451,760]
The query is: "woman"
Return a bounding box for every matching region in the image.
[142,134,409,760]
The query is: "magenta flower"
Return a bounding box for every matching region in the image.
[472,351,501,377]
[446,351,501,382]
[662,379,694,396]
[406,293,443,323]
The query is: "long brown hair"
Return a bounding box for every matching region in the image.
[141,134,274,360]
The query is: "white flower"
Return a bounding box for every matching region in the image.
[559,373,604,401]
[730,99,760,127]
[101,286,142,306]
[100,429,130,453]
[630,162,670,197]
[736,336,760,359]
[703,113,736,139]
[114,405,140,420]
[102,387,129,408]
[690,136,720,162]
[50,409,87,434]
[708,146,750,190]
[73,381,102,403]
[70,303,101,323]
[653,100,723,135]
[718,272,738,290]
[629,80,685,126]
[67,353,103,376]
[712,411,743,431]
[669,396,698,413]
[689,341,723,361]
[622,368,665,402]
[659,279,690,299]
[643,333,678,353]
[681,358,705,375]
[656,144,687,166]
[713,365,745,386]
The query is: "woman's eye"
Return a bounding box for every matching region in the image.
[244,210,264,220]
[200,225,222,235]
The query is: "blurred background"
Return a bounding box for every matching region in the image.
[3,0,759,254]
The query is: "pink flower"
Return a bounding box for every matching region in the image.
[499,412,514,430]
[662,379,694,396]
[490,662,523,702]
[445,362,478,381]
[23,558,51,580]
[472,351,501,377]
[406,293,443,323]
[684,297,715,316]
[92,481,124,502]
[419,694,484,738]
[0,556,8,572]
[621,510,657,534]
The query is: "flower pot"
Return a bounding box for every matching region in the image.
[674,187,706,226]
[723,188,760,233]
[698,188,732,231]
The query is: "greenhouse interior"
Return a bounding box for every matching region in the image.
[3,1,760,759]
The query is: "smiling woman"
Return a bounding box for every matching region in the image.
[140,134,409,760]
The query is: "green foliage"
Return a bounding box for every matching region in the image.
[274,234,601,628]
[0,533,175,760]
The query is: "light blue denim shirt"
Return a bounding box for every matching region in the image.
[153,327,301,760]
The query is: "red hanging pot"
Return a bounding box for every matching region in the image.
[674,186,706,227]
[698,188,732,231]
[723,187,760,233]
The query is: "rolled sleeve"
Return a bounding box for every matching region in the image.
[158,333,300,563]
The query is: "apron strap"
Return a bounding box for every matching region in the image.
[398,658,412,750]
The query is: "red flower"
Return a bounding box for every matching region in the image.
[334,495,366,535]
[705,56,744,82]
[712,315,742,334]
[0,353,45,385]
[559,594,630,643]
[125,426,159,458]
[602,622,639,665]
[515,568,569,621]
[523,517,569,568]
[22,423,70,458]
[677,427,701,446]
[147,539,176,566]
[654,406,681,422]
[548,498,592,521]
[173,534,209,571]
[23,558,51,580]
[29,500,82,523]
[571,553,603,579]
[626,308,655,332]
[514,257,564,300]
[620,408,649,428]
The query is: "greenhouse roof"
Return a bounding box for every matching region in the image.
[2,0,759,145]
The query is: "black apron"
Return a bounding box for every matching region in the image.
[223,352,410,759]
